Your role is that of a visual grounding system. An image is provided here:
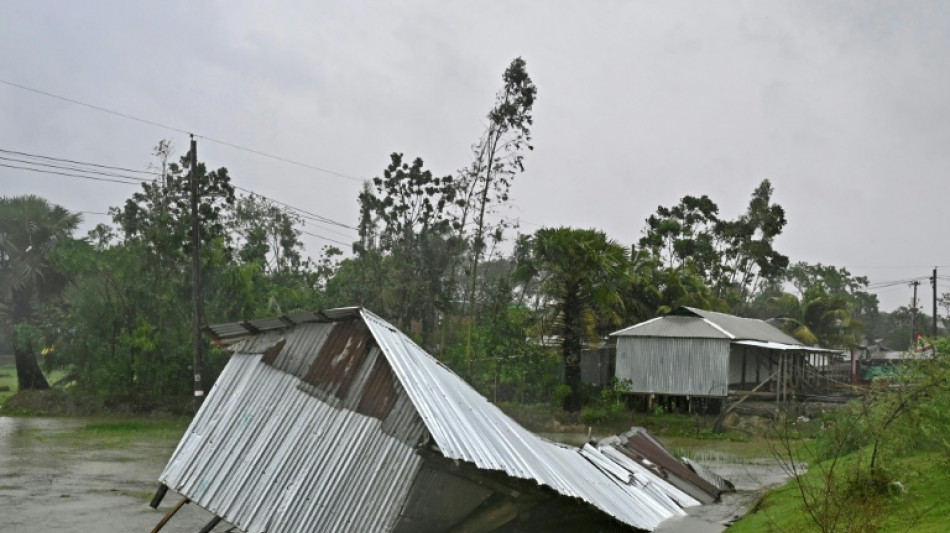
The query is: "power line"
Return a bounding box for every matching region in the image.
[0,148,159,176]
[0,162,143,185]
[0,78,364,183]
[3,145,359,235]
[299,229,351,247]
[233,186,357,232]
[866,277,930,290]
[0,155,154,183]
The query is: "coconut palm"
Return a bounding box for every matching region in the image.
[0,196,81,390]
[517,227,629,412]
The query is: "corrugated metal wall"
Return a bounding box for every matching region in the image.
[581,347,615,387]
[160,321,429,533]
[615,337,730,397]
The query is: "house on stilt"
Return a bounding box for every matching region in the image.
[610,307,843,412]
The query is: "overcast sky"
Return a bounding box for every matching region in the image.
[2,1,949,311]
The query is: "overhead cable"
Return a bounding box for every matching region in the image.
[0,78,364,183]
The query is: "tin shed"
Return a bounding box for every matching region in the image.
[154,307,706,533]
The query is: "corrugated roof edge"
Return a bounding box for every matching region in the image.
[204,306,363,342]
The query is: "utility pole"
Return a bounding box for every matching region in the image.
[190,135,205,413]
[910,280,920,348]
[933,267,939,337]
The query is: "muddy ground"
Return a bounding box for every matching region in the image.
[0,417,793,533]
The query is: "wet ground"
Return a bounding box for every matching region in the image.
[654,456,795,533]
[0,417,226,532]
[0,417,793,533]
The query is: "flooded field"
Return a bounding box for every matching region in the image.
[0,417,793,533]
[0,417,221,532]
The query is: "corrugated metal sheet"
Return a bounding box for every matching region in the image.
[681,458,735,493]
[612,316,731,339]
[678,307,802,345]
[361,310,690,531]
[600,428,722,505]
[162,309,702,533]
[615,336,731,397]
[160,320,429,533]
[612,308,803,346]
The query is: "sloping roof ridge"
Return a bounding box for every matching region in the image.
[700,317,736,339]
[205,306,364,341]
[357,308,684,530]
[683,306,766,328]
[359,308,458,373]
[609,315,666,336]
[682,306,802,345]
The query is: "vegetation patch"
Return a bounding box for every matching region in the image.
[730,450,950,533]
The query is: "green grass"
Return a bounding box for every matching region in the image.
[498,402,792,460]
[0,364,72,406]
[729,449,950,533]
[69,418,191,447]
[0,364,17,404]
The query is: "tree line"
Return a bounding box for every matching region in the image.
[0,58,938,412]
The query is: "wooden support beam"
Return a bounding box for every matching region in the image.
[149,497,189,533]
[741,347,747,389]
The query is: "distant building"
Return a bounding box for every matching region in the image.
[611,307,841,402]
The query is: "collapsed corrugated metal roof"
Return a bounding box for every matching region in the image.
[158,308,711,532]
[597,428,730,505]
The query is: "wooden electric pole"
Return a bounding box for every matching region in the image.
[911,280,920,347]
[933,268,939,337]
[190,135,205,413]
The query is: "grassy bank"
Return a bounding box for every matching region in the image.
[729,447,950,533]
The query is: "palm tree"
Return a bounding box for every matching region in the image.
[764,291,860,348]
[0,196,81,390]
[518,227,629,412]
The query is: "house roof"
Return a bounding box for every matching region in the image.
[162,308,700,532]
[611,306,803,347]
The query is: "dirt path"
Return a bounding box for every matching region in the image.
[0,417,225,532]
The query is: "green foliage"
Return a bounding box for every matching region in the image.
[749,262,879,349]
[356,153,459,349]
[639,180,789,311]
[0,195,81,390]
[443,291,559,404]
[742,339,950,532]
[581,379,629,424]
[516,226,630,411]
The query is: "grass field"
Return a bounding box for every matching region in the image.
[0,363,71,405]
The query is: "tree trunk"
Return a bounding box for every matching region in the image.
[562,288,583,412]
[14,347,50,390]
[10,290,51,390]
[563,357,582,412]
